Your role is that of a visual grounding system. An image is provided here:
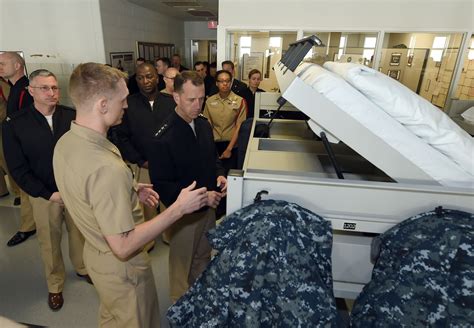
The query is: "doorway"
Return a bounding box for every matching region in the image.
[191,39,217,68]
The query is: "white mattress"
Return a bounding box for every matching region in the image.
[294,63,474,189]
[323,62,474,177]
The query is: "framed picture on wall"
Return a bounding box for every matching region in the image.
[390,53,401,66]
[387,69,401,80]
[109,52,135,76]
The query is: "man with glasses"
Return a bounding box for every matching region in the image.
[0,51,36,246]
[2,69,90,311]
[110,63,175,226]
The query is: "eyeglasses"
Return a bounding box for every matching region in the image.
[217,79,231,84]
[30,86,60,93]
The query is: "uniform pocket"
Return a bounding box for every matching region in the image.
[85,247,127,279]
[125,252,152,286]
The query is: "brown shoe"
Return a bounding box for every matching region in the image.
[76,273,93,285]
[48,292,63,311]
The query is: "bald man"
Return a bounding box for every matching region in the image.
[161,67,179,95]
[0,51,36,246]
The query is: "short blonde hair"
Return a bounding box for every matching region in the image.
[69,63,127,108]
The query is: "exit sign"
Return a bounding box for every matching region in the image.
[207,21,218,29]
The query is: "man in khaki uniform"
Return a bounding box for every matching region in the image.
[53,63,209,328]
[203,69,247,174]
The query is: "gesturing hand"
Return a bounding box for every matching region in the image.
[176,181,208,215]
[137,183,160,208]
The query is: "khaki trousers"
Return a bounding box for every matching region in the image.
[84,243,160,328]
[20,190,35,232]
[132,165,156,252]
[0,130,20,197]
[0,167,8,195]
[169,208,215,302]
[29,196,86,293]
[134,166,157,221]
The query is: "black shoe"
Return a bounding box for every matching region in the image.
[6,230,36,247]
[76,273,93,285]
[0,192,9,198]
[48,292,64,311]
[13,196,21,206]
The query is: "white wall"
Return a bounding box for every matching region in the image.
[100,0,185,67]
[184,21,217,67]
[219,0,473,31]
[217,0,474,66]
[1,0,106,106]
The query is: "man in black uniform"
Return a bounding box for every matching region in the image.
[155,57,170,91]
[172,54,189,72]
[110,62,175,224]
[127,57,145,95]
[2,69,89,311]
[194,61,215,97]
[148,71,227,302]
[0,51,36,246]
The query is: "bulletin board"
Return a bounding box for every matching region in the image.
[242,52,264,81]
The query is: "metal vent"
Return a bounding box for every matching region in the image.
[163,1,201,7]
[187,10,214,17]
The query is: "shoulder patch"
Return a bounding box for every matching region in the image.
[197,114,208,121]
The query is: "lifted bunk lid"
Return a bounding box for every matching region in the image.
[272,36,473,188]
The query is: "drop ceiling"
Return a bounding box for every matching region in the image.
[127,0,218,21]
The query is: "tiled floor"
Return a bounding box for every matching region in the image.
[0,195,172,328]
[0,191,353,327]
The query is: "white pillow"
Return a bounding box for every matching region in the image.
[323,62,474,177]
[461,106,474,124]
[294,63,474,188]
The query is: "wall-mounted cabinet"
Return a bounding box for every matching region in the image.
[454,34,474,101]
